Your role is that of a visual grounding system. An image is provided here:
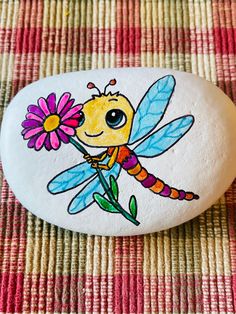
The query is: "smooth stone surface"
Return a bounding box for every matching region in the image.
[1,68,236,236]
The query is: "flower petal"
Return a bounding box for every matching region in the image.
[57,92,71,114]
[50,131,61,150]
[28,105,45,118]
[56,129,69,143]
[22,119,42,128]
[26,113,44,122]
[59,99,75,117]
[59,125,76,136]
[45,134,52,151]
[47,93,57,113]
[38,97,50,116]
[62,118,79,128]
[61,105,83,122]
[35,132,48,151]
[21,127,31,136]
[27,134,40,148]
[72,113,81,119]
[23,126,44,139]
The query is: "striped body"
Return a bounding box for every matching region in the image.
[107,146,199,201]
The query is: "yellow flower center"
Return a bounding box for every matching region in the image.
[43,115,60,132]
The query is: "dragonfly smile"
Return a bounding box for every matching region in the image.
[85,131,104,137]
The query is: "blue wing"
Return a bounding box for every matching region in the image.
[134,115,194,157]
[68,163,121,214]
[129,75,176,144]
[47,161,96,194]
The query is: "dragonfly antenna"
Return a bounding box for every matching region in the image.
[87,82,101,95]
[104,79,117,95]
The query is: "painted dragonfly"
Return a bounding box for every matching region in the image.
[48,75,199,216]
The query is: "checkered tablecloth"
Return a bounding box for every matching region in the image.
[0,1,236,313]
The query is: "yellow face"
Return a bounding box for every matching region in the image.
[76,93,134,147]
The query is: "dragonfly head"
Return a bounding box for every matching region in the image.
[76,80,134,147]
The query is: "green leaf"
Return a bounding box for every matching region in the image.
[110,175,119,200]
[129,195,138,218]
[93,193,119,213]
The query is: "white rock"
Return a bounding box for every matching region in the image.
[1,68,236,236]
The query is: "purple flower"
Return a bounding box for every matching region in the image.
[21,92,83,151]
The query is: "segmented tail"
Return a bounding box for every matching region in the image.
[122,155,199,201]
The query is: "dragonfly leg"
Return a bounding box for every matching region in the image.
[84,151,107,163]
[92,147,118,170]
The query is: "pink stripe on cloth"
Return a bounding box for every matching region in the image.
[212,2,236,310]
[225,181,236,311]
[3,26,235,55]
[0,28,17,53]
[12,0,43,95]
[212,0,236,103]
[116,0,141,67]
[114,236,144,313]
[2,271,233,313]
[0,179,27,314]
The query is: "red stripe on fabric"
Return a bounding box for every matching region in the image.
[15,27,42,54]
[190,28,216,55]
[213,0,236,40]
[1,271,233,313]
[61,273,71,313]
[116,1,123,68]
[0,179,27,314]
[114,236,144,313]
[7,209,27,314]
[22,275,32,313]
[0,273,25,313]
[214,27,236,54]
[225,181,236,311]
[101,274,108,313]
[77,274,86,313]
[114,237,127,313]
[53,272,65,313]
[12,0,43,95]
[22,274,86,313]
[44,274,57,313]
[216,76,236,104]
[37,274,49,312]
[0,1,43,312]
[69,272,80,313]
[116,27,141,54]
[0,28,16,53]
[203,275,220,313]
[130,237,139,312]
[230,278,236,314]
[93,270,101,313]
[1,27,120,54]
[116,0,141,67]
[4,26,235,55]
[212,0,236,103]
[187,273,202,313]
[38,274,48,312]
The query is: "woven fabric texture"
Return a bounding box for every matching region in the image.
[0,0,236,313]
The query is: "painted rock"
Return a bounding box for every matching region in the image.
[1,68,236,236]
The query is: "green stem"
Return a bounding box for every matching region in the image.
[110,198,140,226]
[69,137,88,155]
[69,137,140,226]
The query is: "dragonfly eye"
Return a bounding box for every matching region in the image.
[78,112,85,127]
[105,109,127,129]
